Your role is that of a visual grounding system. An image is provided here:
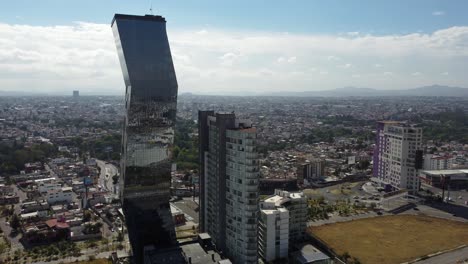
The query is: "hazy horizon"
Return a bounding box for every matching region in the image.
[1,1,468,95]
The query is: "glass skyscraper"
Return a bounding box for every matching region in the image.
[111,14,178,262]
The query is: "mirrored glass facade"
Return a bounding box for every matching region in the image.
[111,14,177,262]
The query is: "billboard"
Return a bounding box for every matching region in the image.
[84,176,93,186]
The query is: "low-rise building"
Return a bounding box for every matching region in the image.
[424,154,454,170]
[46,187,73,204]
[142,233,231,264]
[419,169,468,190]
[259,189,308,262]
[259,207,289,262]
[291,243,332,264]
[38,182,62,193]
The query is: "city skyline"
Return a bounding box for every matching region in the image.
[0,3,467,264]
[1,1,468,95]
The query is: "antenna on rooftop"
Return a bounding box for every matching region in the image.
[149,0,154,15]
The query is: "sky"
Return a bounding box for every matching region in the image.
[1,0,468,95]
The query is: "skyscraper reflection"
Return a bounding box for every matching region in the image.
[111,13,178,263]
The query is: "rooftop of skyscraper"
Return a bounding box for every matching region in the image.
[111,13,166,26]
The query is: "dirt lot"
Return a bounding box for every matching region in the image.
[309,215,468,264]
[76,259,110,264]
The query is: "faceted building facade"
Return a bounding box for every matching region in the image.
[111,14,178,262]
[199,111,259,264]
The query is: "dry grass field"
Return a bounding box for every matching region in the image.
[76,259,111,264]
[309,215,468,264]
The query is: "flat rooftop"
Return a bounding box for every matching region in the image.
[143,240,225,264]
[264,195,284,206]
[422,169,468,175]
[111,13,166,26]
[291,243,330,264]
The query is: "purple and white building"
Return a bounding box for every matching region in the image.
[373,121,422,193]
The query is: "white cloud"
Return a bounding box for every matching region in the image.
[196,29,208,35]
[352,74,361,78]
[219,52,242,66]
[347,32,360,37]
[287,56,297,63]
[442,72,449,75]
[277,56,296,64]
[0,22,467,94]
[412,72,422,76]
[338,63,352,69]
[383,71,393,76]
[432,11,445,16]
[327,55,340,61]
[374,64,383,68]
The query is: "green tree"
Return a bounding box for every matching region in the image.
[10,214,21,230]
[83,210,92,222]
[356,160,370,170]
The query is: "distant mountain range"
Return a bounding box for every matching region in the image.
[266,85,468,97]
[0,90,47,96]
[1,85,467,97]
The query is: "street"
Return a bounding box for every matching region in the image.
[415,246,468,264]
[0,184,28,250]
[304,181,370,202]
[96,160,118,194]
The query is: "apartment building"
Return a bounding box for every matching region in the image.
[199,111,259,264]
[258,189,308,262]
[373,121,423,192]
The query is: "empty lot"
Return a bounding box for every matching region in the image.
[309,215,468,264]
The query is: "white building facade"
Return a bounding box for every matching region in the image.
[258,208,289,262]
[46,187,73,204]
[373,121,422,192]
[199,111,259,264]
[424,154,454,170]
[258,190,308,263]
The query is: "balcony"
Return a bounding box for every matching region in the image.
[245,172,258,179]
[246,185,257,192]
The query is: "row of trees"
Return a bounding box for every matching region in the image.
[308,197,368,221]
[69,134,122,161]
[174,118,198,171]
[0,142,57,175]
[418,108,468,143]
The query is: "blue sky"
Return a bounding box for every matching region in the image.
[4,0,468,33]
[1,1,468,95]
